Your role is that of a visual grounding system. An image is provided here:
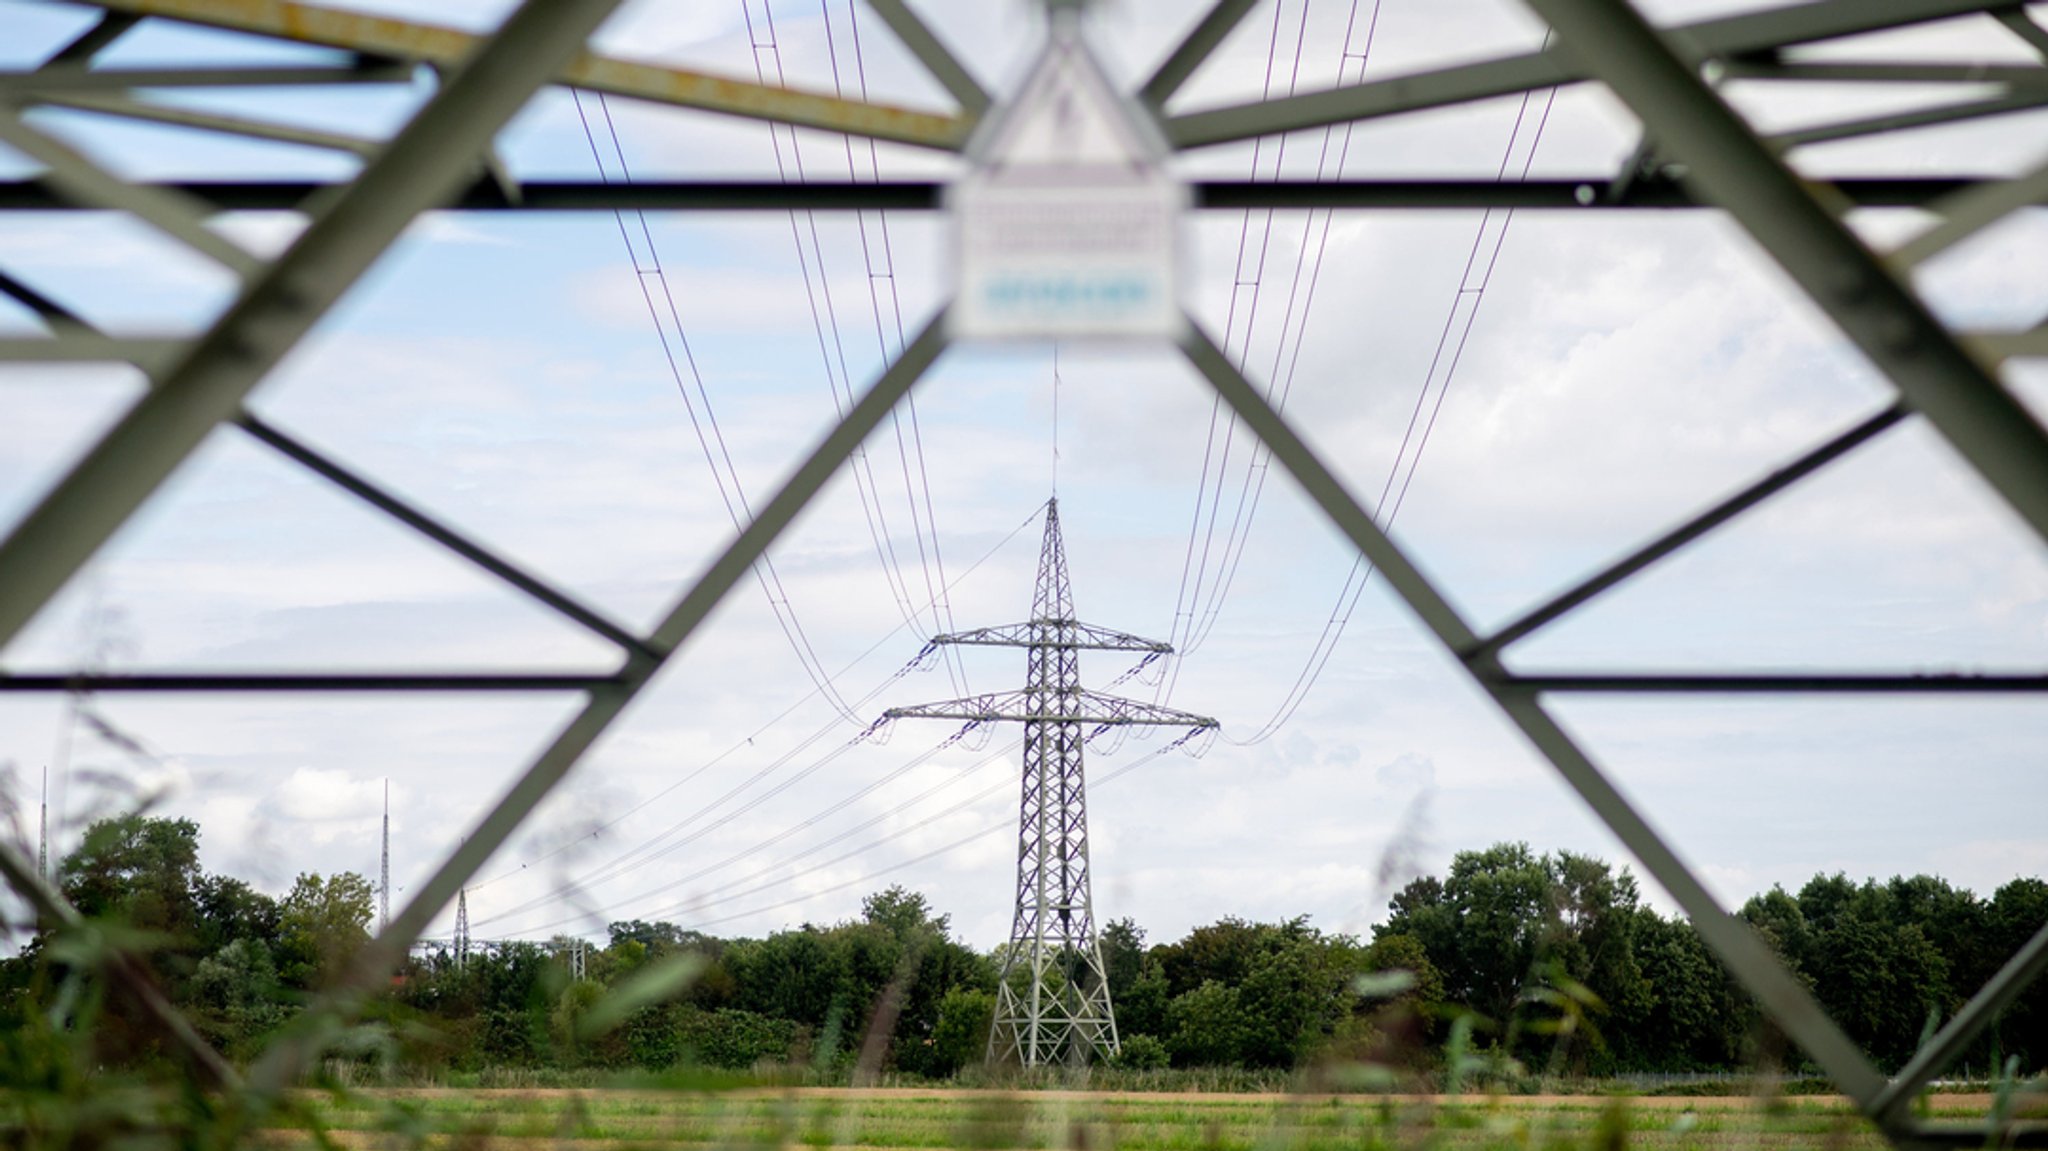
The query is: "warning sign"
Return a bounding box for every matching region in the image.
[951,29,1185,341]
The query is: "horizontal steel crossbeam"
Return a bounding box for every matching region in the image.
[78,0,971,150]
[934,620,1173,653]
[0,177,2006,213]
[887,688,1215,729]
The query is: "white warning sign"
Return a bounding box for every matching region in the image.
[950,29,1185,341]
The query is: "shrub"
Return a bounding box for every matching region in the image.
[1112,1033,1168,1070]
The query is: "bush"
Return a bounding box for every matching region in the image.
[929,988,995,1077]
[1112,1033,1168,1070]
[676,1007,797,1069]
[1168,981,1246,1068]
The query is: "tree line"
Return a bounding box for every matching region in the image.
[3,816,2042,1081]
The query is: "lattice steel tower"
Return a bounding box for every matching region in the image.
[887,500,1214,1066]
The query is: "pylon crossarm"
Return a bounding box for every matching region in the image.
[69,0,973,150]
[934,620,1174,653]
[1161,0,2005,149]
[887,688,1215,728]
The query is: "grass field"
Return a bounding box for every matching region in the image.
[277,1087,2032,1150]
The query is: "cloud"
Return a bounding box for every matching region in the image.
[259,767,387,824]
[1376,752,1435,790]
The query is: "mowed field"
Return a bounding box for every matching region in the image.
[279,1088,2024,1150]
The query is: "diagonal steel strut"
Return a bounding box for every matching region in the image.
[1520,0,2048,550]
[242,311,951,1102]
[0,0,626,654]
[1177,316,1891,1108]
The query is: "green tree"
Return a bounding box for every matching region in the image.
[1382,843,1551,1028]
[190,938,290,1059]
[1987,878,2048,1071]
[277,871,375,989]
[1627,911,1748,1070]
[60,815,203,944]
[192,873,281,957]
[1100,918,1147,1000]
[1115,957,1172,1041]
[863,886,949,942]
[1167,980,1246,1067]
[928,986,995,1076]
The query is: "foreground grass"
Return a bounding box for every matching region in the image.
[273,1087,2015,1150]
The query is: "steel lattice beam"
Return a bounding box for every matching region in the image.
[68,0,973,149]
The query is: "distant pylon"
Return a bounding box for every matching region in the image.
[454,887,470,972]
[37,763,48,884]
[886,498,1215,1066]
[379,779,390,932]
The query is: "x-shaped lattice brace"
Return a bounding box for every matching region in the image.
[3,0,2048,1144]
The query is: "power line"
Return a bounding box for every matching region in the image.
[1176,0,1386,663]
[1160,0,1307,675]
[570,88,861,724]
[468,504,1044,918]
[492,651,1168,939]
[1226,40,1561,745]
[498,719,1210,940]
[820,0,970,697]
[470,717,973,929]
[463,503,1045,893]
[742,0,944,657]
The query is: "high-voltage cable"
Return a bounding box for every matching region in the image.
[818,0,971,696]
[470,717,962,930]
[1226,52,1560,745]
[571,88,859,723]
[1160,0,1315,673]
[463,504,1043,897]
[742,0,954,661]
[1175,0,1390,662]
[505,721,1209,942]
[493,648,1167,939]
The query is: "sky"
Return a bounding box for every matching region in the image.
[1,0,2047,955]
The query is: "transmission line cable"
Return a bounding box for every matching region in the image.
[471,716,974,930]
[741,0,946,657]
[500,733,1024,937]
[1160,0,1326,680]
[644,724,1213,933]
[1224,40,1561,745]
[570,89,860,724]
[505,719,1209,939]
[820,0,970,695]
[494,651,1166,937]
[463,504,1043,893]
[1180,0,1387,661]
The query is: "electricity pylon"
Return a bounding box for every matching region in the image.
[379,779,391,932]
[886,499,1214,1067]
